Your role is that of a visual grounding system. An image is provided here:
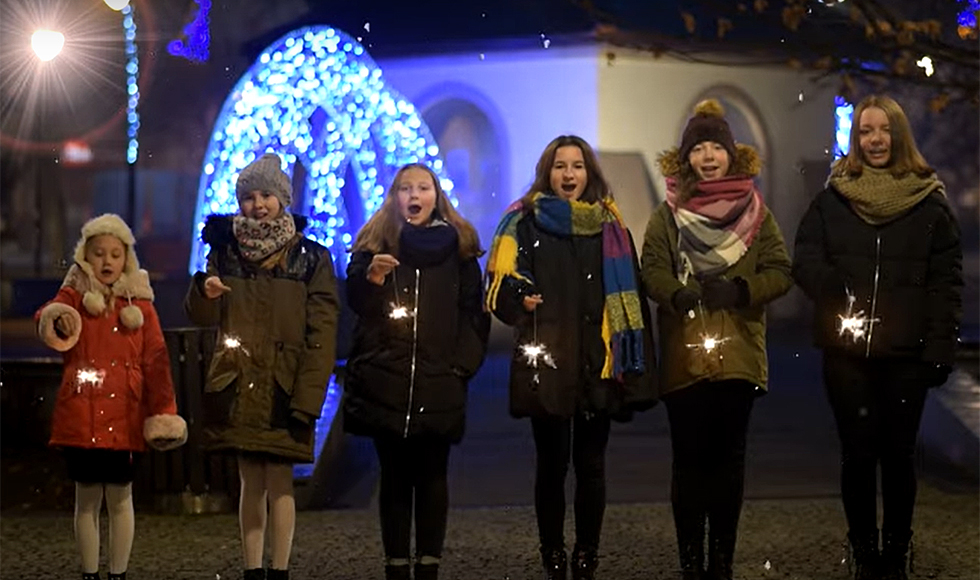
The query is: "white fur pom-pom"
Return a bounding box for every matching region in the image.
[120,304,144,329]
[82,291,106,316]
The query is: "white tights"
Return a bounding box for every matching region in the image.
[74,482,134,575]
[238,456,295,571]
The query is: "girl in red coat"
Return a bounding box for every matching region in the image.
[35,213,187,580]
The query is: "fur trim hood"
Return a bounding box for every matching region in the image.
[202,212,308,247]
[657,142,762,180]
[64,214,153,327]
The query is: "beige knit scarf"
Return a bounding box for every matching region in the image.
[830,165,944,225]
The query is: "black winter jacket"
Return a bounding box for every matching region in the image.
[492,213,658,420]
[792,186,962,366]
[342,249,490,443]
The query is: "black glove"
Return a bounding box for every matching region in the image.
[287,412,314,445]
[671,288,701,314]
[702,277,748,310]
[922,362,953,387]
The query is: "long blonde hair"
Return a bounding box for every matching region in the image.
[519,135,612,207]
[837,95,933,178]
[351,163,483,259]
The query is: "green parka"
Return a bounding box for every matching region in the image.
[640,146,792,396]
[185,214,339,462]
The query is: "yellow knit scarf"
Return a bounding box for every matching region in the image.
[829,165,944,225]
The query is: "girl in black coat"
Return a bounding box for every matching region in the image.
[343,163,490,580]
[486,135,658,580]
[793,95,962,580]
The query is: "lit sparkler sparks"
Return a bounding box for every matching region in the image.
[389,304,410,319]
[685,300,729,354]
[520,342,556,369]
[75,368,105,392]
[837,288,878,343]
[222,334,250,356]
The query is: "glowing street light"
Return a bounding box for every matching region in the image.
[104,0,131,10]
[31,30,64,62]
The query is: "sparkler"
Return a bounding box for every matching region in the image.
[519,310,556,381]
[836,287,878,343]
[685,300,730,354]
[388,268,414,320]
[75,368,106,393]
[221,334,250,356]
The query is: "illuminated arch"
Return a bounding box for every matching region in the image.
[189,25,456,275]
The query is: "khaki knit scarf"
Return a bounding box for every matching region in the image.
[830,165,944,225]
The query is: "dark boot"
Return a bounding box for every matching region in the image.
[243,569,265,580]
[677,529,705,578]
[107,574,126,580]
[414,562,439,580]
[266,569,288,580]
[82,574,101,580]
[384,564,411,580]
[570,545,598,580]
[540,546,568,580]
[880,529,912,580]
[847,529,879,580]
[705,532,735,580]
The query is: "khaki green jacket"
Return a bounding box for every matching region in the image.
[640,203,792,396]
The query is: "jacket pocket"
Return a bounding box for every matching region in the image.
[271,342,301,429]
[205,349,240,393]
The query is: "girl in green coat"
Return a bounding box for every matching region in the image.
[640,100,792,580]
[185,153,340,580]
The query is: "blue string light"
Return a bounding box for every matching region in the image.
[294,375,342,478]
[122,4,139,164]
[189,26,454,275]
[958,0,980,29]
[167,0,211,63]
[833,95,853,158]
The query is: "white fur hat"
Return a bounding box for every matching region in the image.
[73,213,140,275]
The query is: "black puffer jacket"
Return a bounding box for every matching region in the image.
[492,213,658,420]
[793,186,962,365]
[342,247,490,444]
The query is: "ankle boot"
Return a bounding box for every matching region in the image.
[266,569,288,580]
[540,546,568,580]
[414,562,439,580]
[677,531,705,577]
[243,569,265,580]
[705,532,735,580]
[847,529,879,580]
[107,574,126,580]
[82,574,101,580]
[881,529,912,580]
[570,545,598,580]
[384,564,411,580]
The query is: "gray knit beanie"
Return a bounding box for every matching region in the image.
[236,153,292,208]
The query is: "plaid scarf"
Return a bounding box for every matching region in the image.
[485,192,645,381]
[829,165,944,225]
[665,176,765,279]
[232,211,297,263]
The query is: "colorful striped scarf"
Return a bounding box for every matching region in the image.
[485,192,645,381]
[665,176,765,279]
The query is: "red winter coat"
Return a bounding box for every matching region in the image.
[36,266,180,452]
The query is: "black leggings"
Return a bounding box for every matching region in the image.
[531,413,611,551]
[373,435,451,560]
[822,353,929,537]
[663,380,756,552]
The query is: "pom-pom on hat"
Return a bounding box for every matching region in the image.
[678,99,737,162]
[235,153,292,208]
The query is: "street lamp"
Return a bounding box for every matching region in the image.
[104,0,131,11]
[30,30,64,62]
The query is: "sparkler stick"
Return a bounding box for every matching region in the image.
[389,267,411,319]
[520,309,556,384]
[837,287,878,343]
[685,300,730,353]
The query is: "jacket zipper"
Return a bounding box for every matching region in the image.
[402,268,421,438]
[864,234,881,357]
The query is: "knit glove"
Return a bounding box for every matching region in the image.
[672,288,701,314]
[702,277,749,310]
[287,411,314,445]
